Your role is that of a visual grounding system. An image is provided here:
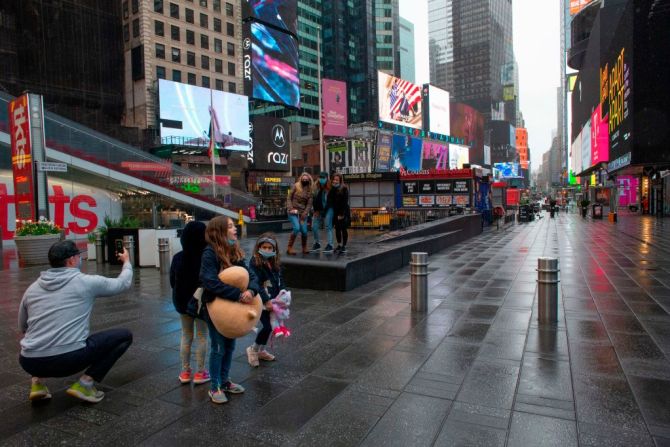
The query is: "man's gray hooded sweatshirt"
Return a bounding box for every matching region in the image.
[18,263,133,358]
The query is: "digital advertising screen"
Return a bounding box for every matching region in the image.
[421,140,448,170]
[581,119,592,173]
[494,162,522,179]
[424,84,450,136]
[571,132,582,174]
[322,79,348,137]
[375,132,392,172]
[242,0,298,36]
[158,79,250,151]
[590,104,609,165]
[448,144,470,170]
[391,134,423,171]
[450,103,484,164]
[243,21,300,109]
[248,116,290,171]
[378,72,422,129]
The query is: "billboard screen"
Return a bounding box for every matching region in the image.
[570,0,595,16]
[322,79,348,137]
[581,119,592,172]
[591,104,609,165]
[571,132,582,174]
[9,94,36,222]
[248,117,290,171]
[378,71,422,129]
[375,132,392,172]
[242,0,297,36]
[516,128,529,170]
[391,134,422,171]
[449,144,470,169]
[422,140,449,170]
[243,22,300,108]
[450,103,484,164]
[425,85,450,135]
[494,162,522,179]
[159,79,250,151]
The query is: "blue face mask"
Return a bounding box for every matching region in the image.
[332,183,340,188]
[228,239,237,245]
[259,250,276,259]
[319,178,327,185]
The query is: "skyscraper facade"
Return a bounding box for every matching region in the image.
[428,0,514,122]
[375,0,400,76]
[399,17,416,83]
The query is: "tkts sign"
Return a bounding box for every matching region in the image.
[9,95,36,222]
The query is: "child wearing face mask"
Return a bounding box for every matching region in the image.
[246,233,285,367]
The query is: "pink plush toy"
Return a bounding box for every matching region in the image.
[270,289,292,339]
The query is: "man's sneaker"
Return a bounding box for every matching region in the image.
[311,242,321,252]
[193,371,211,385]
[339,246,347,254]
[258,350,276,362]
[246,346,260,367]
[66,382,105,403]
[323,244,334,253]
[208,388,228,404]
[223,381,245,394]
[178,369,192,384]
[29,382,52,401]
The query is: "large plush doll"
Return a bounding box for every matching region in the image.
[206,266,262,338]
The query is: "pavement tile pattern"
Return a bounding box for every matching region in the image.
[0,213,669,446]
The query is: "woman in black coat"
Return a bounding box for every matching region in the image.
[329,173,351,253]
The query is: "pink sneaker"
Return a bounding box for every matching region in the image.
[193,371,211,385]
[178,369,192,384]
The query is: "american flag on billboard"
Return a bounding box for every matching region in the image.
[389,78,421,118]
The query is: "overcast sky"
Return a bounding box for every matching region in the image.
[399,0,561,169]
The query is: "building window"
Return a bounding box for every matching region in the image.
[200,0,208,7]
[170,2,179,19]
[226,42,235,56]
[201,34,209,49]
[171,25,180,41]
[123,24,129,42]
[200,13,208,29]
[215,58,223,73]
[187,51,195,66]
[154,0,163,13]
[202,76,210,88]
[228,81,236,93]
[226,22,234,37]
[185,8,194,23]
[225,2,233,17]
[123,1,129,19]
[155,20,164,36]
[186,30,195,45]
[132,19,139,38]
[215,79,224,90]
[213,0,221,12]
[156,43,166,59]
[214,38,222,53]
[132,0,139,14]
[173,69,181,82]
[171,47,181,63]
[201,55,210,70]
[213,17,222,32]
[157,66,166,79]
[227,62,235,76]
[188,72,196,85]
[131,45,145,80]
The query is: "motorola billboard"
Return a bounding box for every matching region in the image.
[248,117,291,171]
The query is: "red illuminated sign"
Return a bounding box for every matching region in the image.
[9,95,35,222]
[399,168,472,180]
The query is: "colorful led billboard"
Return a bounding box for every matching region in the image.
[322,79,348,137]
[243,21,300,108]
[242,0,297,36]
[158,79,250,151]
[375,132,392,172]
[423,84,450,136]
[494,162,522,179]
[378,72,422,129]
[590,104,609,165]
[570,0,595,16]
[516,128,529,170]
[450,103,484,164]
[390,134,423,171]
[449,144,470,170]
[422,140,448,170]
[581,119,592,172]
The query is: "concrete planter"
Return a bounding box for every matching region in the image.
[87,243,96,261]
[14,233,61,265]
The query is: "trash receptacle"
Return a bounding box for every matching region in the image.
[592,204,603,219]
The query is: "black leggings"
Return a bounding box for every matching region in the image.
[335,219,348,246]
[19,328,133,383]
[255,310,272,346]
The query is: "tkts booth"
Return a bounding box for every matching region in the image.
[399,168,475,212]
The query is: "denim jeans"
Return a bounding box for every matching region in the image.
[19,329,133,383]
[254,309,272,346]
[288,213,308,236]
[312,208,333,246]
[206,317,236,390]
[180,314,208,372]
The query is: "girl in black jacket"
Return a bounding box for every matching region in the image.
[169,221,209,385]
[246,233,285,367]
[199,216,259,404]
[329,173,351,253]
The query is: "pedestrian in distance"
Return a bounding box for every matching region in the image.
[246,233,285,367]
[199,216,260,404]
[18,240,133,404]
[311,171,334,253]
[329,173,351,254]
[286,172,314,255]
[170,221,210,386]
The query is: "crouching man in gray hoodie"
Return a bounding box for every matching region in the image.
[18,240,134,404]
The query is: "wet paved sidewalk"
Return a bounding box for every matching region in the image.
[1,213,670,446]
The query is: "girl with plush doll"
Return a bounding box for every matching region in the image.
[199,216,259,404]
[246,233,285,367]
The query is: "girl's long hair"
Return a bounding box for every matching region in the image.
[251,232,281,271]
[332,173,347,194]
[295,172,314,194]
[205,216,244,268]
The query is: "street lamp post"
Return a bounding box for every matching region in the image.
[316,23,324,174]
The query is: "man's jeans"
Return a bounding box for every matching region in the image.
[312,208,333,246]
